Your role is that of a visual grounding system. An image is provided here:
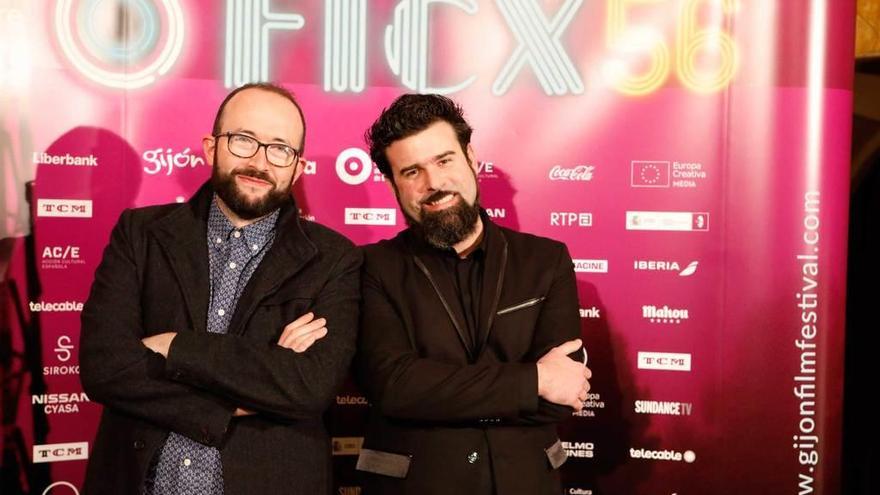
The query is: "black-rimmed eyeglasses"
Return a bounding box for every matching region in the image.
[214,132,300,168]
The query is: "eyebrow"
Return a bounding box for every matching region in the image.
[230,128,292,146]
[399,150,456,174]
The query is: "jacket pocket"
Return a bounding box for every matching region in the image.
[496,296,545,316]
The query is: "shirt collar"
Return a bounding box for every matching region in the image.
[208,195,280,252]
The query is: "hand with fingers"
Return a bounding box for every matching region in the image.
[277,312,328,353]
[536,338,592,411]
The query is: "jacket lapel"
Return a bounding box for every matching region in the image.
[150,183,213,335]
[226,201,317,335]
[476,217,508,355]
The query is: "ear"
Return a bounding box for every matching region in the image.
[290,157,307,185]
[202,135,216,166]
[466,144,478,173]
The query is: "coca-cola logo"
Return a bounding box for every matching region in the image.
[549,165,594,181]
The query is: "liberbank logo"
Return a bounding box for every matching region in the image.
[36,199,92,218]
[344,208,396,226]
[32,442,89,463]
[33,152,98,167]
[637,352,692,371]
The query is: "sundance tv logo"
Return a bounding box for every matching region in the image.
[37,199,92,218]
[33,442,89,463]
[344,208,396,226]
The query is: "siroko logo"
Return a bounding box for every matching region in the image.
[550,212,592,227]
[626,211,709,232]
[642,305,689,324]
[336,147,382,185]
[36,199,92,218]
[142,147,206,176]
[633,260,699,276]
[573,259,608,273]
[549,165,594,181]
[32,442,89,463]
[631,161,670,187]
[637,352,691,371]
[344,208,396,226]
[55,336,74,362]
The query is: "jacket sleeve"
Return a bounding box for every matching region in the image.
[507,244,581,425]
[80,210,235,447]
[163,245,362,420]
[356,243,579,424]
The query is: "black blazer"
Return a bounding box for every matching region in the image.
[355,214,580,495]
[79,182,362,494]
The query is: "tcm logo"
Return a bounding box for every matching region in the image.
[142,147,206,176]
[32,392,90,414]
[550,212,592,227]
[562,441,594,458]
[573,259,607,273]
[631,161,670,187]
[634,260,698,276]
[36,199,92,218]
[549,165,594,181]
[579,307,601,319]
[477,161,499,180]
[32,442,89,463]
[634,400,693,416]
[637,352,692,372]
[344,208,396,226]
[484,208,506,219]
[642,305,689,324]
[625,211,709,232]
[336,148,383,185]
[630,447,696,463]
[33,152,98,167]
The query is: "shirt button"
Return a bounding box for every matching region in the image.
[252,244,259,251]
[233,231,241,238]
[183,458,191,467]
[218,309,225,316]
[215,238,222,244]
[467,452,479,464]
[229,262,237,269]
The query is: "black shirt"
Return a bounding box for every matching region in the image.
[435,229,487,353]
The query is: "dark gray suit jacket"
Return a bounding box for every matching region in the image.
[355,214,579,495]
[80,181,361,494]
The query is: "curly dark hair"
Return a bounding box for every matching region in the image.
[365,94,473,178]
[211,82,307,153]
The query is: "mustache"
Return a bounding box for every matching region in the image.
[232,168,275,186]
[421,190,456,205]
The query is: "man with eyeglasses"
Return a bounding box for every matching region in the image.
[80,83,361,494]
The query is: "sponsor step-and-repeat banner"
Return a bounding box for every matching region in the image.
[0,1,852,494]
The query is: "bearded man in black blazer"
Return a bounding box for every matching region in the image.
[355,94,591,495]
[79,83,361,494]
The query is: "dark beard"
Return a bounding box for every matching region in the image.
[405,192,481,249]
[210,164,290,220]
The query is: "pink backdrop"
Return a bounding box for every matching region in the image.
[0,1,852,493]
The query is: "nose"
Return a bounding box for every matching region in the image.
[422,166,446,192]
[247,144,272,171]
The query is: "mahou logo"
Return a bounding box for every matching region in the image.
[549,165,594,181]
